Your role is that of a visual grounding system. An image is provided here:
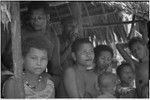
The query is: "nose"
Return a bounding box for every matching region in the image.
[37,59,41,66]
[87,52,94,58]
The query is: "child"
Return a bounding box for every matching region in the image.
[97,72,117,98]
[116,37,149,97]
[3,36,55,98]
[116,62,137,98]
[63,38,99,98]
[94,45,114,75]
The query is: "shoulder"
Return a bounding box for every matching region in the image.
[64,67,76,80]
[4,76,16,85]
[65,67,75,74]
[3,76,16,92]
[46,25,57,37]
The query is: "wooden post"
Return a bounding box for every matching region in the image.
[10,2,22,78]
[70,2,84,37]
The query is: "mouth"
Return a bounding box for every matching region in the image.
[35,68,43,71]
[85,59,93,62]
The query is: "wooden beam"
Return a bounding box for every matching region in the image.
[83,2,93,26]
[70,2,84,37]
[84,20,143,29]
[10,2,22,77]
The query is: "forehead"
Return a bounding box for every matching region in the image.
[99,51,112,57]
[31,8,46,16]
[122,66,132,72]
[78,43,93,50]
[28,47,47,55]
[131,42,144,48]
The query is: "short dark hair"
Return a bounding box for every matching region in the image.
[22,36,51,59]
[28,1,49,17]
[128,37,146,50]
[116,62,133,78]
[94,45,114,61]
[71,38,93,53]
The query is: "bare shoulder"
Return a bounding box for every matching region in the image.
[65,67,75,74]
[4,76,16,86]
[63,67,76,86]
[3,76,16,94]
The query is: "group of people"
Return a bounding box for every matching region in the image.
[1,2,149,98]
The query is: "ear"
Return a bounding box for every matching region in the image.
[72,52,76,62]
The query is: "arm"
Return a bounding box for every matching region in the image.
[3,77,25,98]
[63,67,80,97]
[116,43,136,71]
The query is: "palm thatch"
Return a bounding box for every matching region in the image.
[2,1,149,45]
[19,2,149,57]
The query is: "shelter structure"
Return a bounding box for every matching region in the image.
[1,1,149,88]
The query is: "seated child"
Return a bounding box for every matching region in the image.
[97,72,117,98]
[94,45,114,75]
[116,37,149,97]
[116,62,137,98]
[3,36,55,98]
[63,38,99,98]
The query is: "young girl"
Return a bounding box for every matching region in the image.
[97,72,117,98]
[116,37,149,97]
[94,45,115,75]
[3,36,55,98]
[116,63,137,98]
[63,38,99,98]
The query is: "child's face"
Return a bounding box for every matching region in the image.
[120,66,134,84]
[100,75,117,95]
[24,48,48,75]
[30,8,47,31]
[131,42,146,60]
[75,43,94,67]
[97,51,112,68]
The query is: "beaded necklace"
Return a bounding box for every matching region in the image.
[23,73,42,89]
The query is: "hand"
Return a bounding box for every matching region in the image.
[118,87,134,95]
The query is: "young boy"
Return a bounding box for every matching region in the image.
[116,62,137,98]
[116,37,149,97]
[63,38,99,98]
[97,72,117,98]
[94,45,115,75]
[3,36,55,98]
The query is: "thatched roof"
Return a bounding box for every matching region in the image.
[7,1,150,44]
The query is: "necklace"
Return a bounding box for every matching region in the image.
[23,73,42,89]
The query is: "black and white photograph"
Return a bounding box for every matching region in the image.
[1,0,149,98]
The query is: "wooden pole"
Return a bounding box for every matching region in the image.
[128,15,135,39]
[70,2,84,37]
[84,20,143,29]
[10,2,22,78]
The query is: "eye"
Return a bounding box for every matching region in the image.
[90,50,94,53]
[30,56,36,60]
[107,57,111,61]
[41,57,48,61]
